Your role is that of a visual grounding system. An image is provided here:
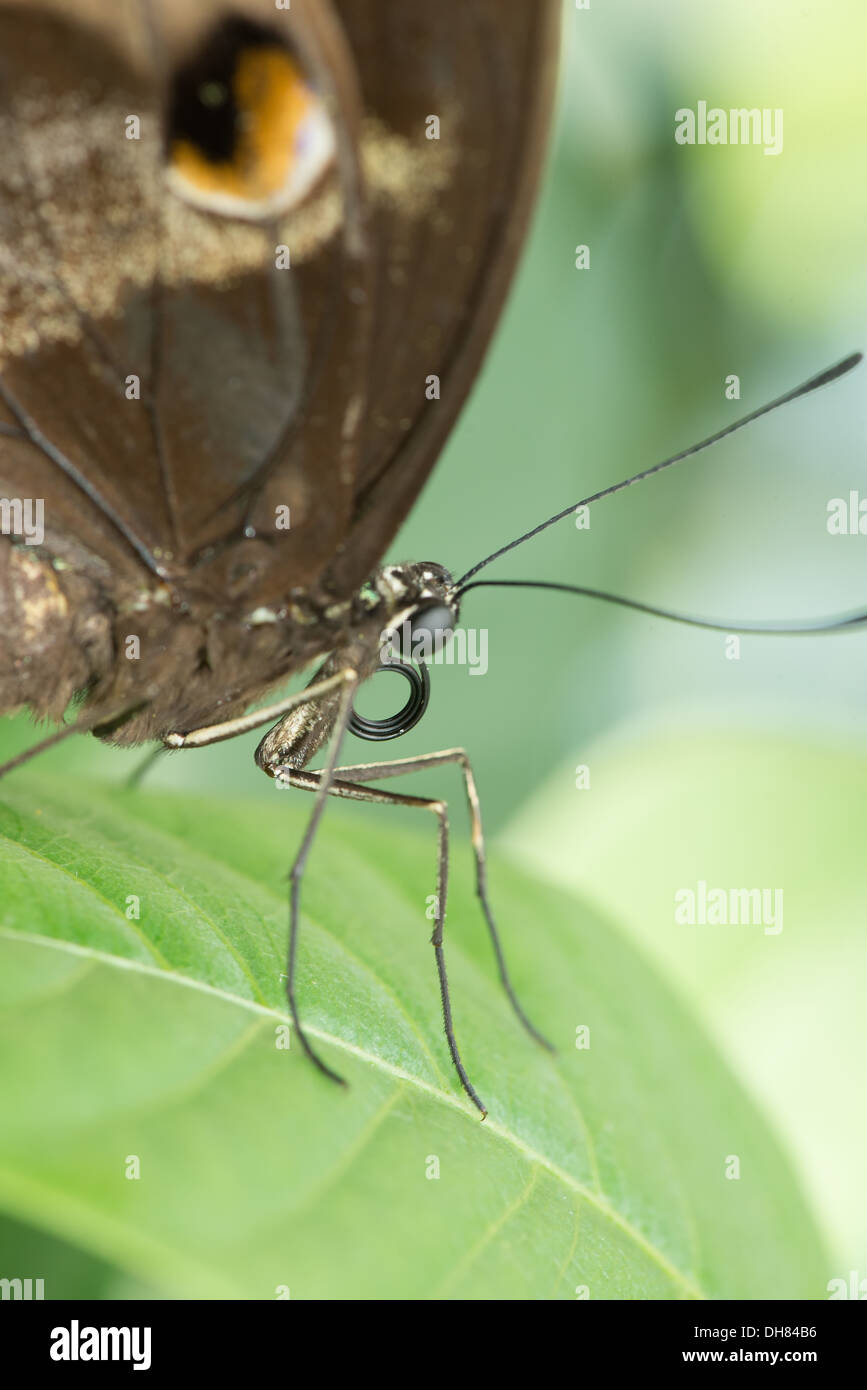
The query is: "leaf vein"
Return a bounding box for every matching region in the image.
[0,927,705,1298]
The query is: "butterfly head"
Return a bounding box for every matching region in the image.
[369,562,459,665]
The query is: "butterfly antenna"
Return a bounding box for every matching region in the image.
[455,579,867,636]
[455,352,862,588]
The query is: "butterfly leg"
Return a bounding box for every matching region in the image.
[0,700,148,780]
[318,748,553,1052]
[162,670,356,749]
[275,758,488,1116]
[0,671,357,778]
[126,745,167,789]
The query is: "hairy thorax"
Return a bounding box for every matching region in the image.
[0,545,443,746]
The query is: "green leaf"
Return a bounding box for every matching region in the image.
[0,773,827,1299]
[505,725,867,1275]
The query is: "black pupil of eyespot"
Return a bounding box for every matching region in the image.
[167,16,285,164]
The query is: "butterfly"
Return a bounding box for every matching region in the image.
[0,0,861,1118]
[0,0,562,1116]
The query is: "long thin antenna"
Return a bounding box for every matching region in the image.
[456,579,867,635]
[455,352,863,589]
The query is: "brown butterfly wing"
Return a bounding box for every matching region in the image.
[236,0,562,601]
[0,0,371,597]
[322,0,562,595]
[0,0,558,729]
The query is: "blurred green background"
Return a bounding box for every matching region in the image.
[2,0,865,1287]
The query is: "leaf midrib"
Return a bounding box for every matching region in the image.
[2,802,451,1089]
[0,925,705,1300]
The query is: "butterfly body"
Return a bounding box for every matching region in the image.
[0,536,350,742]
[0,0,561,1112]
[0,0,559,753]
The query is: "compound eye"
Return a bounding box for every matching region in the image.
[408,604,455,657]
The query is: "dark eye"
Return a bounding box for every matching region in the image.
[408,604,455,656]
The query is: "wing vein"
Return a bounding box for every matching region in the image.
[0,375,167,578]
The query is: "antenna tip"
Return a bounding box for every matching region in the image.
[832,351,863,378]
[797,350,863,396]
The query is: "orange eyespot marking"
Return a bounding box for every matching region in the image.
[168,47,335,220]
